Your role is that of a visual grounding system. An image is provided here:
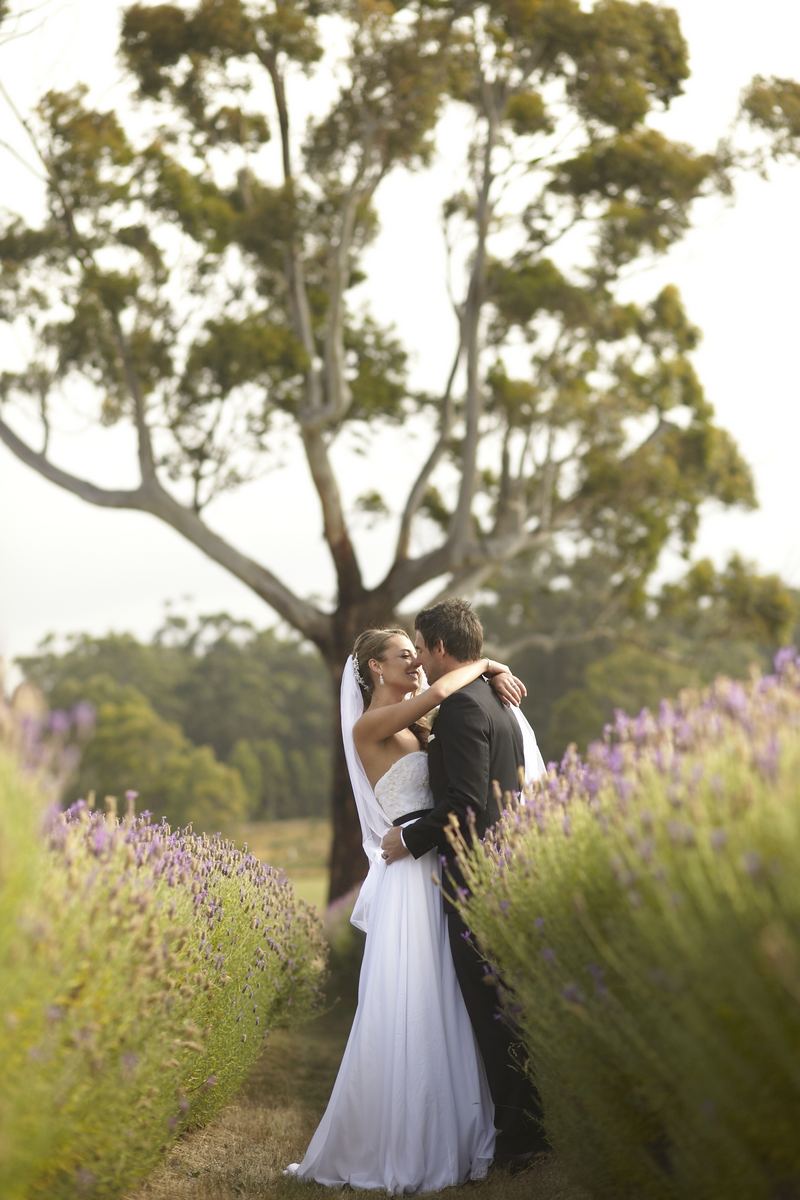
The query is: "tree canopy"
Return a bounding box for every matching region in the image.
[1,0,798,896]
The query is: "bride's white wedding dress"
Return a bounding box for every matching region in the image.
[286,749,495,1194]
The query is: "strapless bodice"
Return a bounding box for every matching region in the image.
[374,751,433,823]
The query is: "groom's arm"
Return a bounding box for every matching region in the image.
[401,691,490,860]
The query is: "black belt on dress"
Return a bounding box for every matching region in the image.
[392,808,432,827]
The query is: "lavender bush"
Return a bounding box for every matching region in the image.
[452,650,800,1200]
[0,704,325,1200]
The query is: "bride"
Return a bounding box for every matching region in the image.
[287,627,530,1194]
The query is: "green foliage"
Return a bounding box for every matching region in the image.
[503,90,553,138]
[741,75,800,160]
[17,631,188,724]
[453,655,800,1200]
[18,617,333,823]
[0,746,325,1200]
[549,644,700,753]
[486,0,689,132]
[27,673,248,829]
[344,315,409,422]
[230,737,263,807]
[481,555,799,760]
[183,312,308,408]
[568,1,690,129]
[552,129,720,264]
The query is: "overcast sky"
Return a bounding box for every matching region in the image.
[1,0,799,684]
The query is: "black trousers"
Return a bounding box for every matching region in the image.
[446,897,549,1159]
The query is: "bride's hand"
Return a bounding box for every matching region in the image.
[487,663,527,707]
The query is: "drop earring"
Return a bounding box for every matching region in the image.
[378,671,384,686]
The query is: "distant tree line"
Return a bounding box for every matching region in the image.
[17,555,798,831]
[18,614,331,828]
[482,553,800,756]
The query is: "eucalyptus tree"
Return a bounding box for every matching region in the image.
[0,0,795,896]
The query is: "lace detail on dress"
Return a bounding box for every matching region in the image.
[373,751,433,823]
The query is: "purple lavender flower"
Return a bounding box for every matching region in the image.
[742,850,763,878]
[47,709,71,735]
[774,646,798,674]
[710,828,728,852]
[71,701,96,734]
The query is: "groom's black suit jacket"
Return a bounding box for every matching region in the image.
[400,676,546,1159]
[402,676,525,862]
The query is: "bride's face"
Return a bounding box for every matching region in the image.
[373,635,421,694]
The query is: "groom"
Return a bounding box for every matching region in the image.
[380,598,548,1171]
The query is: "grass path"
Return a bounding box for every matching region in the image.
[127,820,589,1200]
[126,988,589,1200]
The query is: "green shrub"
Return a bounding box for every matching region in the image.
[0,748,325,1200]
[453,651,800,1200]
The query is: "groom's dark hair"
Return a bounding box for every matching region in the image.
[415,598,483,662]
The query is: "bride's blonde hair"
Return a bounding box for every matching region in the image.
[352,628,409,699]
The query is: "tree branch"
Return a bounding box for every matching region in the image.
[495,624,687,667]
[393,334,463,562]
[254,43,365,601]
[396,558,498,623]
[0,413,332,646]
[315,149,387,428]
[257,46,323,417]
[496,625,618,659]
[301,426,364,601]
[0,414,148,508]
[379,544,457,610]
[448,75,501,559]
[491,424,518,540]
[140,485,332,647]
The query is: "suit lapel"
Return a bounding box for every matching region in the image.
[426,717,447,806]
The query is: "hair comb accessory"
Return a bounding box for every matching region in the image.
[352,653,367,690]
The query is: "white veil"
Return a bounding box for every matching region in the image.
[511,705,547,786]
[340,656,392,933]
[340,655,547,933]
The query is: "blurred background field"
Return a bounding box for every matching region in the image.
[236,818,331,911]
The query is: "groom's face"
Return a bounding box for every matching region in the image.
[413,629,445,683]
